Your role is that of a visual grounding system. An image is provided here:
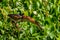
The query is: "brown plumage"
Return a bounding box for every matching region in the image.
[8,14,43,31]
[8,14,22,21]
[22,15,43,30]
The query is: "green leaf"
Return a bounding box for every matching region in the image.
[30,26,35,34]
[0,21,2,26]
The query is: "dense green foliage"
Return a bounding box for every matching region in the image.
[0,0,60,40]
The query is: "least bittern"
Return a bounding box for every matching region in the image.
[8,14,43,31]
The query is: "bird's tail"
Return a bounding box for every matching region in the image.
[22,15,43,31]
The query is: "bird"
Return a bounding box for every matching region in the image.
[8,13,43,31]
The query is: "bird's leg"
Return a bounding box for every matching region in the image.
[14,21,23,31]
[11,20,19,31]
[15,23,20,31]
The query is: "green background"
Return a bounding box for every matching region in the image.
[0,0,60,40]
